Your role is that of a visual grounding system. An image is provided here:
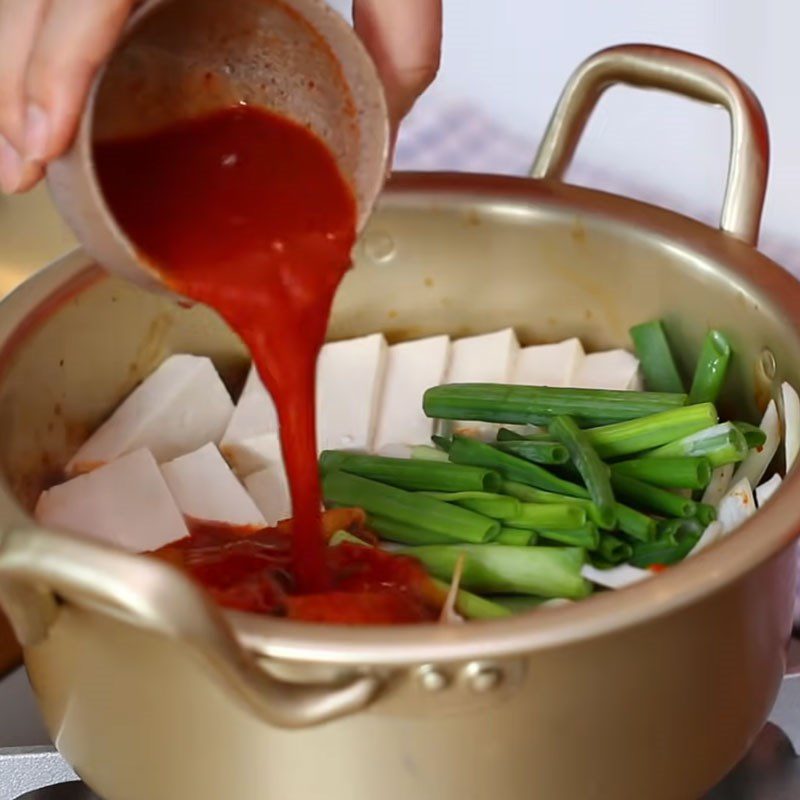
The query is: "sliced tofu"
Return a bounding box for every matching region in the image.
[316,333,388,452]
[513,338,584,388]
[376,443,414,459]
[223,431,284,478]
[447,328,520,384]
[444,328,520,440]
[66,355,233,475]
[161,443,265,527]
[244,466,292,526]
[701,464,734,507]
[572,349,640,391]
[36,448,188,552]
[373,335,450,451]
[221,365,279,452]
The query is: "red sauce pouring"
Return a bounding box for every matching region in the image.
[95,106,437,623]
[95,106,355,592]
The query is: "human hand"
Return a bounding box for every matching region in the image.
[353,0,442,130]
[0,0,442,194]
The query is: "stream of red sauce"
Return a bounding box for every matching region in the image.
[94,106,435,623]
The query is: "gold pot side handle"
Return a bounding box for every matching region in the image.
[531,44,769,247]
[0,527,382,728]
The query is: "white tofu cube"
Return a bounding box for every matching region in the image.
[35,448,188,552]
[244,466,292,526]
[447,328,520,384]
[221,365,279,451]
[219,365,284,476]
[66,355,233,475]
[514,338,585,387]
[373,335,450,451]
[316,333,388,452]
[222,431,284,477]
[572,349,640,391]
[161,443,265,527]
[376,443,414,459]
[444,328,520,440]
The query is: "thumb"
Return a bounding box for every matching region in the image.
[353,0,442,134]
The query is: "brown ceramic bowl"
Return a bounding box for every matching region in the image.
[46,0,389,297]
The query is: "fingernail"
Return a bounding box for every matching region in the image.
[24,103,50,162]
[0,135,23,193]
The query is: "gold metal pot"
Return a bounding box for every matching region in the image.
[0,45,799,800]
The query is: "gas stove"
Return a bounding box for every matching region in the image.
[3,653,800,800]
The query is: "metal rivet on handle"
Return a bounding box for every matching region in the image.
[464,662,503,693]
[417,665,449,692]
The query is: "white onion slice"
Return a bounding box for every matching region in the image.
[513,338,583,387]
[782,382,800,473]
[373,336,450,452]
[755,474,783,507]
[581,564,651,589]
[731,400,780,488]
[540,598,574,608]
[702,464,734,507]
[687,521,725,557]
[717,478,756,534]
[627,370,644,391]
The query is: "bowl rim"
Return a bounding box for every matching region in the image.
[3,170,800,667]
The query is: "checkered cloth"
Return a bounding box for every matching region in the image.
[395,96,800,624]
[395,96,800,276]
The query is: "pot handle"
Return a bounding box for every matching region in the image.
[531,44,769,247]
[0,526,382,728]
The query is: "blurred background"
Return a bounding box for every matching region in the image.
[334,0,800,272]
[2,0,800,279]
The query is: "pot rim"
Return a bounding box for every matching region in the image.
[3,170,800,667]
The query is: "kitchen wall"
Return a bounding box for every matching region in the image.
[332,0,800,258]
